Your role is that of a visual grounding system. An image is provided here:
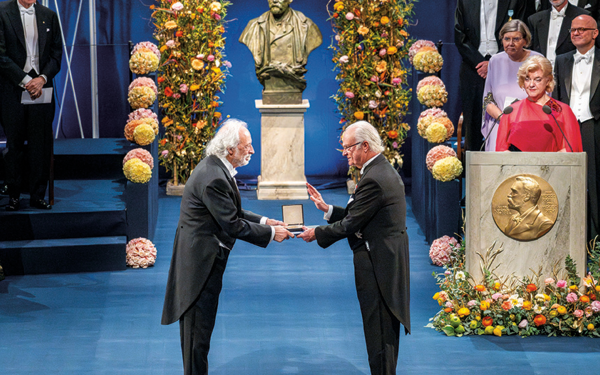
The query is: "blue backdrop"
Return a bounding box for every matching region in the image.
[38,0,460,179]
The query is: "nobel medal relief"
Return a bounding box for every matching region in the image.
[491,174,558,241]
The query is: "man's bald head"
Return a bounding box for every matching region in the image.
[570,15,599,53]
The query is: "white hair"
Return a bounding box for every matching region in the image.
[344,121,384,154]
[205,119,248,157]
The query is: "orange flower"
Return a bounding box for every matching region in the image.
[375,60,387,73]
[443,307,452,313]
[501,301,513,311]
[164,21,177,30]
[580,295,590,303]
[357,26,369,35]
[354,111,364,120]
[373,21,380,27]
[475,285,486,292]
[191,59,205,70]
[526,284,537,293]
[387,46,398,55]
[214,112,222,118]
[523,301,532,310]
[480,300,490,311]
[211,101,219,107]
[164,87,173,97]
[333,13,339,18]
[157,76,165,83]
[457,307,470,317]
[534,315,546,326]
[380,16,390,24]
[176,30,183,37]
[482,316,493,327]
[557,305,567,315]
[387,130,398,139]
[400,30,409,37]
[159,138,167,146]
[208,42,215,48]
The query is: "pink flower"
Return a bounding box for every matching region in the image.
[171,2,183,11]
[161,150,169,157]
[123,148,154,169]
[207,55,215,62]
[429,235,458,266]
[545,278,555,285]
[381,32,388,38]
[492,293,503,301]
[556,280,567,288]
[166,40,176,48]
[345,91,355,99]
[369,100,378,109]
[445,301,453,308]
[467,300,477,307]
[518,319,528,328]
[567,293,578,303]
[392,77,402,85]
[392,142,398,149]
[128,108,157,122]
[591,300,600,312]
[213,13,221,20]
[223,60,232,68]
[379,49,387,57]
[574,309,584,318]
[126,238,157,268]
[444,270,451,275]
[585,307,593,317]
[172,93,181,99]
[179,84,188,94]
[370,75,379,83]
[197,54,205,59]
[339,55,349,63]
[345,12,354,20]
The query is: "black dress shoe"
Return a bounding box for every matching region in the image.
[0,183,7,195]
[6,197,19,211]
[30,199,52,210]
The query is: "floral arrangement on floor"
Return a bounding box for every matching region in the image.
[430,235,459,266]
[416,75,447,108]
[126,237,157,268]
[129,41,160,75]
[428,239,600,338]
[329,0,416,168]
[128,77,158,110]
[151,0,231,186]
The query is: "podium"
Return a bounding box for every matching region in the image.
[465,151,587,281]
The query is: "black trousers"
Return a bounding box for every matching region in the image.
[179,246,229,375]
[459,62,485,152]
[354,248,400,375]
[0,73,54,201]
[581,118,600,241]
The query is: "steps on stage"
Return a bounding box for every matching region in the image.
[0,138,158,276]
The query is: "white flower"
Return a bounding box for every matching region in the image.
[171,2,184,11]
[215,60,221,67]
[455,271,465,280]
[534,305,545,314]
[535,293,545,302]
[339,55,349,63]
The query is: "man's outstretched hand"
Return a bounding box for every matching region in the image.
[306,183,328,213]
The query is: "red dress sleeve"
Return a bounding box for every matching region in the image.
[495,111,511,151]
[558,102,583,152]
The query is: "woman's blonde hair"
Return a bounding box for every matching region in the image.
[517,55,555,93]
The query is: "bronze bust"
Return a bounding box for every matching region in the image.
[239,0,322,104]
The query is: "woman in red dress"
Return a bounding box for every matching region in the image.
[496,55,583,152]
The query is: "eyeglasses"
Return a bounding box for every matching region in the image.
[502,37,523,44]
[341,141,362,152]
[569,27,597,34]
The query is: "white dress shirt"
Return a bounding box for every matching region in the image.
[478,0,499,57]
[218,156,275,242]
[547,4,568,66]
[570,47,595,123]
[17,2,44,87]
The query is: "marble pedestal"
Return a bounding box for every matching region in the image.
[255,99,309,200]
[465,151,587,282]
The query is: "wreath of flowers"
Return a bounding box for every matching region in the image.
[151,1,231,185]
[329,0,416,168]
[429,240,600,338]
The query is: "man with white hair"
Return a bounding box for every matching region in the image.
[298,121,410,375]
[162,119,293,375]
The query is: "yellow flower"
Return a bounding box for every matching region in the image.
[425,122,448,143]
[557,305,567,315]
[191,59,205,70]
[190,14,196,20]
[457,307,470,318]
[588,324,595,330]
[165,21,178,30]
[387,46,397,55]
[493,326,504,337]
[480,301,490,311]
[569,285,578,291]
[494,282,501,290]
[354,111,364,120]
[380,16,390,24]
[357,26,370,35]
[190,84,200,91]
[433,292,440,300]
[375,60,387,73]
[123,158,152,184]
[133,124,156,146]
[522,300,532,310]
[159,45,168,53]
[334,2,344,12]
[431,156,463,182]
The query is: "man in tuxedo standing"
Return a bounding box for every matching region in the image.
[454,0,526,152]
[553,14,600,240]
[539,0,599,20]
[0,0,62,210]
[162,119,293,375]
[528,0,590,66]
[298,121,410,375]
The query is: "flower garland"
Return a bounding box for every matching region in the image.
[329,0,416,168]
[151,0,231,185]
[428,240,600,338]
[126,237,157,268]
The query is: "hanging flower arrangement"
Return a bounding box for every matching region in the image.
[151,0,232,185]
[329,0,416,168]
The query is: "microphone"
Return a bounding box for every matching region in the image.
[542,105,573,152]
[480,105,514,151]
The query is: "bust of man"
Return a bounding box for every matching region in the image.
[503,176,554,241]
[239,0,322,104]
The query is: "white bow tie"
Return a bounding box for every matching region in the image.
[575,54,593,65]
[20,6,35,16]
[551,11,565,20]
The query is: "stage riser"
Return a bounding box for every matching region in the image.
[0,236,127,275]
[0,211,126,241]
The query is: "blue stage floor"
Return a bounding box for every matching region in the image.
[1,188,599,374]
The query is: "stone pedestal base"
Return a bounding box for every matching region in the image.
[256,99,309,200]
[166,180,185,196]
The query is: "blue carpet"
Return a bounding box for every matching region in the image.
[1,188,599,374]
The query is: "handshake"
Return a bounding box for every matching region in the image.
[266,183,323,243]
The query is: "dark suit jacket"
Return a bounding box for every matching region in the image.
[454,0,526,70]
[528,3,590,57]
[162,155,272,325]
[0,0,62,89]
[553,46,600,120]
[314,154,410,333]
[540,0,599,20]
